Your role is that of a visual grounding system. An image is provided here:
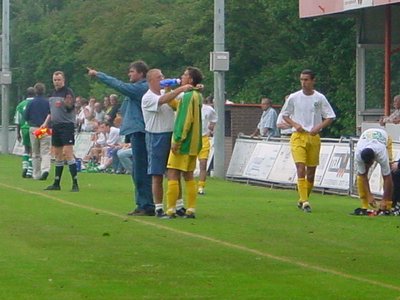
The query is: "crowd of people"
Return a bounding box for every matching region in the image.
[14,61,218,219]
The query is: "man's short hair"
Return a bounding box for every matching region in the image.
[186,66,203,86]
[53,70,65,78]
[34,83,46,96]
[301,69,316,79]
[261,97,272,105]
[361,148,375,165]
[26,87,35,97]
[129,60,149,78]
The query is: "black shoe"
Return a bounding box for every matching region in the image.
[71,184,79,192]
[176,207,187,217]
[155,209,166,218]
[184,213,196,219]
[45,184,61,191]
[376,209,391,216]
[350,208,368,216]
[22,169,27,178]
[127,208,155,216]
[39,172,49,181]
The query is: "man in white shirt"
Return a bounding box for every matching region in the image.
[281,69,336,213]
[197,96,218,195]
[352,128,394,216]
[141,68,192,217]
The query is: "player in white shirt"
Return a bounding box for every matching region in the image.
[281,69,336,213]
[352,128,395,215]
[197,96,218,195]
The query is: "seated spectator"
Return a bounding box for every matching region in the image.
[380,94,400,126]
[94,102,106,123]
[105,94,121,125]
[103,95,111,114]
[84,128,106,163]
[95,121,121,171]
[81,97,97,132]
[114,143,133,174]
[76,97,88,132]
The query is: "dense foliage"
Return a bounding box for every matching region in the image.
[6,0,358,136]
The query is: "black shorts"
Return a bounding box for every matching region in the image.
[52,123,75,147]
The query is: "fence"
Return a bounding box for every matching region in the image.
[226,135,400,198]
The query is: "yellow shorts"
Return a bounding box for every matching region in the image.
[167,151,197,172]
[290,132,320,166]
[198,136,211,160]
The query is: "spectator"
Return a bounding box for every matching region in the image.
[281,69,336,213]
[14,87,35,178]
[165,67,203,219]
[45,70,79,192]
[197,95,218,195]
[81,97,97,132]
[74,96,83,130]
[96,121,121,171]
[379,94,400,126]
[94,102,106,123]
[87,61,154,216]
[141,68,193,217]
[105,94,120,125]
[103,95,111,114]
[250,97,279,138]
[85,128,106,164]
[352,128,394,216]
[114,143,133,174]
[76,98,88,132]
[25,82,51,180]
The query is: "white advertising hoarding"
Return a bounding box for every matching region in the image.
[226,139,258,178]
[243,142,282,181]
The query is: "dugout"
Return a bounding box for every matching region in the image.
[299,0,400,133]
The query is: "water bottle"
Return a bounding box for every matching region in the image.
[160,78,181,88]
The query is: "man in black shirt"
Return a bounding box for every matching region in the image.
[45,71,79,192]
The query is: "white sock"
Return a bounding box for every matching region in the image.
[176,199,184,210]
[155,203,164,211]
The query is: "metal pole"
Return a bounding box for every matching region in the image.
[213,0,225,178]
[384,5,391,117]
[1,0,10,154]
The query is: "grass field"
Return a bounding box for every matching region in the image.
[1,154,400,300]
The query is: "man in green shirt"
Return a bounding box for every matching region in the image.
[14,87,35,178]
[165,67,203,219]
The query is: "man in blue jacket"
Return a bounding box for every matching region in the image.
[87,61,154,216]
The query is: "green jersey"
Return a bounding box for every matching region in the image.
[172,90,202,155]
[14,97,33,129]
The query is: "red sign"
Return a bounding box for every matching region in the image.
[299,0,400,18]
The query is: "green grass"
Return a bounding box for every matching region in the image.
[1,154,400,299]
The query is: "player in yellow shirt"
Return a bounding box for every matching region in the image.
[166,67,203,218]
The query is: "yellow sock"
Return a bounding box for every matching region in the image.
[357,175,369,209]
[306,180,314,197]
[185,180,197,212]
[198,180,205,189]
[166,180,179,214]
[297,178,308,202]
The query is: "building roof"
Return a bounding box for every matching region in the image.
[299,0,400,18]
